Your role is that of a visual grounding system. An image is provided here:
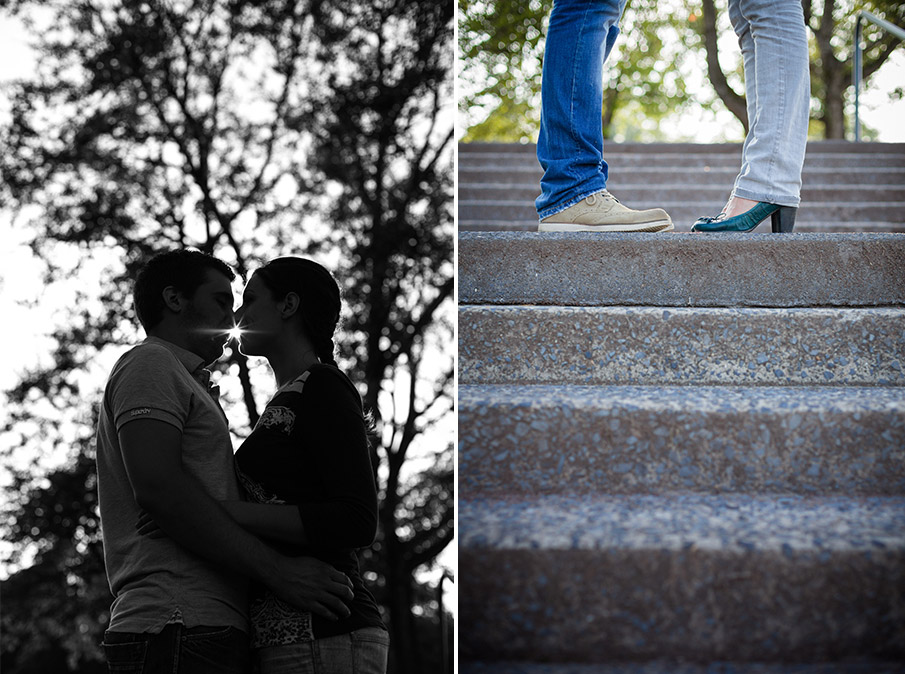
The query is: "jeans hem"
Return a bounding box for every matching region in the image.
[537,186,609,220]
[732,186,800,208]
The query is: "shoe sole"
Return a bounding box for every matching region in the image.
[538,220,674,233]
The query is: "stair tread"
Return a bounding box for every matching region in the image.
[460,305,905,386]
[460,383,905,408]
[461,662,905,674]
[458,140,905,154]
[459,384,905,497]
[458,221,905,230]
[460,492,905,553]
[457,232,905,307]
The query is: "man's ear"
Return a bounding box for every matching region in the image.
[161,286,184,314]
[280,292,301,319]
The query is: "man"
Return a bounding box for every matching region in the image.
[535,0,674,232]
[96,250,353,672]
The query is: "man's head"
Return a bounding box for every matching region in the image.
[134,250,237,363]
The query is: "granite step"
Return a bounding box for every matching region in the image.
[458,220,905,234]
[458,167,905,187]
[457,202,905,227]
[459,152,905,170]
[459,141,905,155]
[459,384,905,497]
[458,184,905,203]
[459,493,905,663]
[458,233,905,307]
[459,306,905,386]
[461,661,905,673]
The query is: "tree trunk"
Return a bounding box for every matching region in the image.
[601,83,619,139]
[234,352,259,428]
[381,491,421,674]
[813,0,846,139]
[701,0,749,134]
[822,69,847,139]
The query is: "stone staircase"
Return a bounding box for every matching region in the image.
[458,141,905,233]
[457,142,905,672]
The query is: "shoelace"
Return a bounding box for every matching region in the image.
[588,191,619,205]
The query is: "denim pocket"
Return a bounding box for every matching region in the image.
[350,627,390,646]
[102,638,148,673]
[182,626,250,674]
[182,625,237,641]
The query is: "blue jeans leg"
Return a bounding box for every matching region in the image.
[103,625,250,674]
[254,627,390,674]
[728,0,810,207]
[536,0,628,219]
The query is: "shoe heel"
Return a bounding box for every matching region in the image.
[771,206,797,233]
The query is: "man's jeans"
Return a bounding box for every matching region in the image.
[255,627,389,674]
[102,625,250,674]
[536,0,628,219]
[729,0,810,208]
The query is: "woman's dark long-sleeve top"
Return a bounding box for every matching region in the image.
[234,363,385,647]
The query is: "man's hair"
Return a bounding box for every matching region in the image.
[133,250,236,330]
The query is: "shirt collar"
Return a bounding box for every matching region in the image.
[143,336,207,377]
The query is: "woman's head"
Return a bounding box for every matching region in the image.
[236,257,341,367]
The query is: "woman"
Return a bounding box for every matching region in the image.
[692,0,810,233]
[228,257,388,673]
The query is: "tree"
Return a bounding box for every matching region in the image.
[694,0,748,133]
[0,1,453,672]
[805,0,903,138]
[691,0,904,139]
[458,0,547,142]
[458,0,696,142]
[459,0,904,142]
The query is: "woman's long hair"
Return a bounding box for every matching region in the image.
[253,257,341,368]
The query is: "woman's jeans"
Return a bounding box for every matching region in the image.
[536,0,628,219]
[254,627,389,674]
[102,625,250,674]
[729,0,810,207]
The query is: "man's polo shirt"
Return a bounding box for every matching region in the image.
[96,336,248,633]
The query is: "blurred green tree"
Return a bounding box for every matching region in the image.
[459,0,697,143]
[459,0,904,142]
[0,1,453,673]
[694,0,904,139]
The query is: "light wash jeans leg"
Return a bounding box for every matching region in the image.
[254,628,389,674]
[536,0,628,219]
[728,0,810,207]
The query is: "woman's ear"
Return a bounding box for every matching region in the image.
[280,292,301,319]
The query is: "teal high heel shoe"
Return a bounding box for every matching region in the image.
[692,202,797,233]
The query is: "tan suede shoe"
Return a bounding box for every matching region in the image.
[539,190,674,232]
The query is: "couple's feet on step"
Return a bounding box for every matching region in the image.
[538,192,789,233]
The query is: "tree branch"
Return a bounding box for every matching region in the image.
[700,0,748,133]
[863,32,903,81]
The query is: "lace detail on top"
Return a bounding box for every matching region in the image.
[236,463,316,647]
[235,372,316,647]
[250,590,315,647]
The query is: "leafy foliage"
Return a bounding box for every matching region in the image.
[458,0,697,143]
[458,0,904,142]
[0,1,453,672]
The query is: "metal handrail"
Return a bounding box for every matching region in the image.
[853,10,905,142]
